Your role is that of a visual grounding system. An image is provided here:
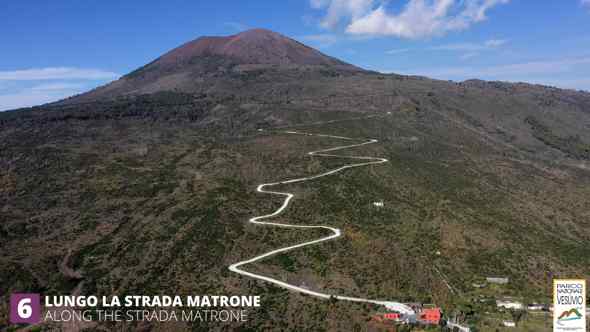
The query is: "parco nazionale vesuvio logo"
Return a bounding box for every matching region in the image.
[553,279,586,331]
[557,308,583,325]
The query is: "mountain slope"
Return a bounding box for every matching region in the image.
[1,28,590,332]
[157,28,355,67]
[68,29,360,102]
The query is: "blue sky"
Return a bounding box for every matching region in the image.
[1,0,590,110]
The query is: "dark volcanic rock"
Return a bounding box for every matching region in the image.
[157,28,357,68]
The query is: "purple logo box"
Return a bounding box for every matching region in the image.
[10,293,41,324]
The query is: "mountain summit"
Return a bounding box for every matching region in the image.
[157,28,355,68]
[70,29,360,102]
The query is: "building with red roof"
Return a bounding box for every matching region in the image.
[419,308,441,325]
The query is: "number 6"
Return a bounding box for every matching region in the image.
[18,298,32,318]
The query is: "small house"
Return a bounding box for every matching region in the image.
[503,320,516,327]
[419,308,441,325]
[497,298,524,310]
[486,277,509,284]
[527,304,546,311]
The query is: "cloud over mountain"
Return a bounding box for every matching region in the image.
[0,67,119,81]
[311,0,510,39]
[0,67,118,111]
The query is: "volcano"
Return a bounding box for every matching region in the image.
[70,29,361,102]
[3,25,590,332]
[156,28,356,68]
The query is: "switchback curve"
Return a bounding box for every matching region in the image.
[228,130,414,315]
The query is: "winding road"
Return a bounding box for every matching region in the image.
[229,130,415,316]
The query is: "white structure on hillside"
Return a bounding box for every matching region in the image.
[497,299,524,310]
[486,277,509,284]
[373,201,384,208]
[447,322,471,332]
[503,321,516,327]
[527,304,546,311]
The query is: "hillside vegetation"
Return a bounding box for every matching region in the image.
[2,29,590,331]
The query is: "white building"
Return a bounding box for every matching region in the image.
[486,277,509,284]
[503,321,516,327]
[527,304,546,311]
[497,299,524,310]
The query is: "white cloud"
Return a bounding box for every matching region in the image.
[485,39,507,47]
[385,48,411,54]
[30,82,86,91]
[299,34,340,47]
[310,0,329,9]
[311,0,375,29]
[430,38,507,58]
[311,0,510,39]
[460,52,479,60]
[471,57,590,77]
[0,67,117,111]
[430,39,506,51]
[0,67,119,81]
[0,89,81,111]
[383,57,590,91]
[430,43,484,51]
[386,39,506,58]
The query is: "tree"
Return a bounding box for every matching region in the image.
[511,309,527,325]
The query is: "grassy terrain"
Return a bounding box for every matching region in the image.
[1,72,590,331]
